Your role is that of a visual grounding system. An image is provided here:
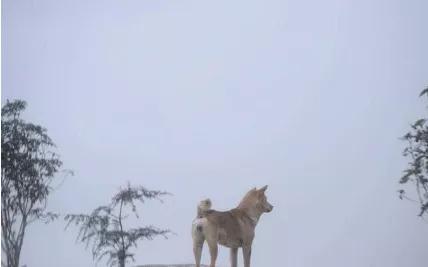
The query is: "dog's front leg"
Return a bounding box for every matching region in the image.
[230,247,238,267]
[242,245,252,267]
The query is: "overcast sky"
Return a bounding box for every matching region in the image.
[2,0,428,266]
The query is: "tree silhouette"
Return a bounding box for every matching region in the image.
[1,100,63,267]
[65,183,171,267]
[399,87,428,218]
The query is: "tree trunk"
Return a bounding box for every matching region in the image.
[118,200,126,267]
[2,216,25,267]
[119,257,125,267]
[3,244,20,267]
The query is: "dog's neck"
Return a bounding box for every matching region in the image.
[237,204,263,227]
[236,189,264,226]
[243,208,261,226]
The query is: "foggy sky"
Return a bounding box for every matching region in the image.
[2,0,428,266]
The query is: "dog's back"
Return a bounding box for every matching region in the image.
[193,200,248,248]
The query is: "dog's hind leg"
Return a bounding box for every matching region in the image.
[206,239,218,267]
[230,247,238,267]
[193,238,204,267]
[192,225,205,267]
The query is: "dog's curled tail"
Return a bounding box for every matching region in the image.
[197,198,212,218]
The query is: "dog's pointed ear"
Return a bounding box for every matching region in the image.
[259,185,268,192]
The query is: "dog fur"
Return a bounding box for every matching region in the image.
[192,185,273,267]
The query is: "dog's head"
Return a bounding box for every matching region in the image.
[256,185,274,213]
[241,185,274,213]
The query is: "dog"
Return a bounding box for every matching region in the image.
[192,185,273,267]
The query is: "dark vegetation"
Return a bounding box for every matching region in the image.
[1,100,63,267]
[65,183,171,267]
[398,87,428,218]
[1,100,171,267]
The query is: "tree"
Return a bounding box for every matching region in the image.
[64,183,171,267]
[1,100,63,267]
[398,88,428,218]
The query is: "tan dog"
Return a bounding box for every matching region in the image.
[192,186,273,267]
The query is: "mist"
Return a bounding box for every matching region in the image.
[2,0,428,266]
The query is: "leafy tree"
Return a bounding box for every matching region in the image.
[1,100,63,267]
[398,88,428,218]
[64,183,171,267]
